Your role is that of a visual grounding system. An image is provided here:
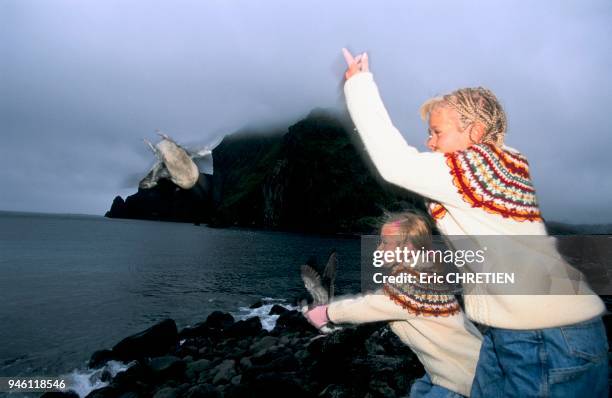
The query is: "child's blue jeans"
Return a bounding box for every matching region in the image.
[471,316,609,397]
[409,373,465,398]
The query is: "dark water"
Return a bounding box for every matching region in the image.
[0,212,361,379]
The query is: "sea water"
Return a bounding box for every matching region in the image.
[0,211,360,396]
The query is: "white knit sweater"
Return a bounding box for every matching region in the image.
[343,72,605,329]
[327,292,482,397]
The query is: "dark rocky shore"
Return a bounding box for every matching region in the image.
[40,299,612,398]
[42,303,425,398]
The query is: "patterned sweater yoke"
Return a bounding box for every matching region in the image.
[443,143,543,222]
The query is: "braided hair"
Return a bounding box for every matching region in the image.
[420,87,507,146]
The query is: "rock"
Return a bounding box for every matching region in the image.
[319,384,355,398]
[179,323,214,339]
[40,392,79,398]
[175,344,199,358]
[230,375,242,385]
[84,386,120,398]
[225,317,262,337]
[251,345,283,363]
[368,379,396,398]
[112,362,154,389]
[249,301,264,309]
[245,372,310,398]
[153,387,179,398]
[176,383,192,396]
[249,335,278,353]
[89,349,115,368]
[183,383,221,398]
[295,349,308,362]
[365,341,385,356]
[212,359,237,384]
[106,196,128,219]
[117,393,139,398]
[88,368,112,387]
[269,304,289,315]
[111,319,178,362]
[250,353,299,373]
[239,357,252,370]
[197,371,212,384]
[148,355,186,379]
[204,311,235,330]
[353,355,404,373]
[273,310,314,333]
[185,358,212,381]
[224,384,252,398]
[100,370,113,383]
[391,372,412,396]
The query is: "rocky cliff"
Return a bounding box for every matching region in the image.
[106,109,424,233]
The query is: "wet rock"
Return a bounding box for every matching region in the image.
[117,393,139,398]
[269,304,289,315]
[249,335,278,353]
[239,357,252,370]
[249,301,264,309]
[212,359,236,384]
[83,301,430,398]
[318,384,355,398]
[273,310,314,333]
[89,349,115,368]
[84,386,121,398]
[368,379,396,398]
[225,317,262,337]
[112,361,154,389]
[40,392,79,398]
[148,355,186,379]
[111,319,178,362]
[224,384,251,398]
[204,311,235,330]
[183,383,221,398]
[100,370,113,383]
[185,358,212,381]
[295,349,309,362]
[251,345,285,364]
[245,372,311,398]
[249,353,299,373]
[153,386,179,398]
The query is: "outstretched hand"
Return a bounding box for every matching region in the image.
[304,304,330,329]
[342,48,369,80]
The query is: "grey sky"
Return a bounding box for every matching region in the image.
[1,0,611,223]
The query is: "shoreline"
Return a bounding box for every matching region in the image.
[39,300,423,398]
[7,296,609,398]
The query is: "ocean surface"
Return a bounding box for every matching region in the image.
[0,212,361,396]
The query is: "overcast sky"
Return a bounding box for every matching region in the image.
[1,0,611,224]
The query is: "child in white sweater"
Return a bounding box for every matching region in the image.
[336,48,607,397]
[305,212,482,397]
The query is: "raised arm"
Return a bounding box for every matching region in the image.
[341,50,463,206]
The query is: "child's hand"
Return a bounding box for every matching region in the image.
[342,48,369,80]
[304,305,330,329]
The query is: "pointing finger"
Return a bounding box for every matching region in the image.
[361,52,369,72]
[342,48,355,66]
